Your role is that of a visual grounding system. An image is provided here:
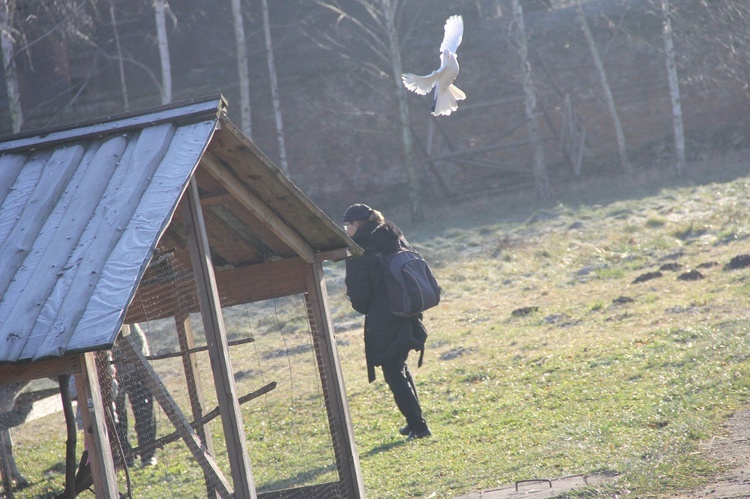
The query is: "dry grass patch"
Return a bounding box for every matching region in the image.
[9,160,750,498]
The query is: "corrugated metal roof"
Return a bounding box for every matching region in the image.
[0,96,358,364]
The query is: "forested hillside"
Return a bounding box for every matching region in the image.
[2,0,749,215]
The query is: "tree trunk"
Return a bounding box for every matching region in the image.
[109,0,129,111]
[576,1,633,175]
[261,0,290,176]
[511,0,550,199]
[230,0,252,138]
[0,0,22,133]
[478,0,502,19]
[154,0,172,105]
[381,0,423,222]
[661,0,686,177]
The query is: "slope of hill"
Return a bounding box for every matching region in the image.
[6,0,750,214]
[7,152,750,498]
[322,151,750,497]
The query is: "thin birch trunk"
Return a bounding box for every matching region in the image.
[230,0,251,138]
[261,0,290,176]
[0,0,22,133]
[478,0,502,19]
[381,0,423,222]
[576,1,633,175]
[661,0,686,177]
[109,0,129,110]
[154,0,172,105]
[511,0,549,198]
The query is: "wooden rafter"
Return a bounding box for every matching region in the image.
[200,152,315,264]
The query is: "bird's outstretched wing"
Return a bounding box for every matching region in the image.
[439,15,463,55]
[402,71,439,95]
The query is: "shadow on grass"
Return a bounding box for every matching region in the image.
[361,439,408,457]
[256,462,338,493]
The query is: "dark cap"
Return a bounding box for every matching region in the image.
[343,204,372,222]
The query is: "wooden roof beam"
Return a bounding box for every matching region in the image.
[200,153,316,264]
[314,248,353,263]
[0,355,81,385]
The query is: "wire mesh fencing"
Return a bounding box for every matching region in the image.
[1,247,352,498]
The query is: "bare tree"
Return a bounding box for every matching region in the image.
[509,0,549,199]
[109,0,129,111]
[604,1,687,175]
[576,0,633,175]
[261,0,290,176]
[314,0,424,222]
[2,1,114,128]
[230,0,252,137]
[380,0,422,221]
[665,2,745,92]
[665,0,750,141]
[477,0,502,19]
[660,0,685,177]
[0,0,22,133]
[154,0,172,105]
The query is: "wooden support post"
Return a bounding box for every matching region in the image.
[304,262,365,498]
[0,429,15,499]
[184,176,256,499]
[58,374,77,499]
[75,352,119,499]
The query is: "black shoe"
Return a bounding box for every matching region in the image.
[407,427,432,440]
[399,424,411,436]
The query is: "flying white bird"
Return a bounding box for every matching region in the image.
[402,15,465,117]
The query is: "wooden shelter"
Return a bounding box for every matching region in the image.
[0,96,365,498]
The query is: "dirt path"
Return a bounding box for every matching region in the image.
[667,407,750,499]
[455,408,750,498]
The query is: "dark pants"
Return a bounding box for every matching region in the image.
[115,370,156,462]
[381,352,427,431]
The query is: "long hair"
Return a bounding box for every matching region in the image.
[369,209,385,224]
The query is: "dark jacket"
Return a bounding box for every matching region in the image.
[345,220,427,382]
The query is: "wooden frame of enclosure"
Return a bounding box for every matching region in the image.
[0,97,365,498]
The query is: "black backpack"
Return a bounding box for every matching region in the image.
[377,249,441,317]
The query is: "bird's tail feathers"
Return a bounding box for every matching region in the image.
[450,84,466,101]
[432,89,459,116]
[402,73,437,95]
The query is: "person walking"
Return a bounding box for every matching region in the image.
[343,203,431,439]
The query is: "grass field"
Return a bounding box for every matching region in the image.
[328,156,750,497]
[9,154,750,498]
